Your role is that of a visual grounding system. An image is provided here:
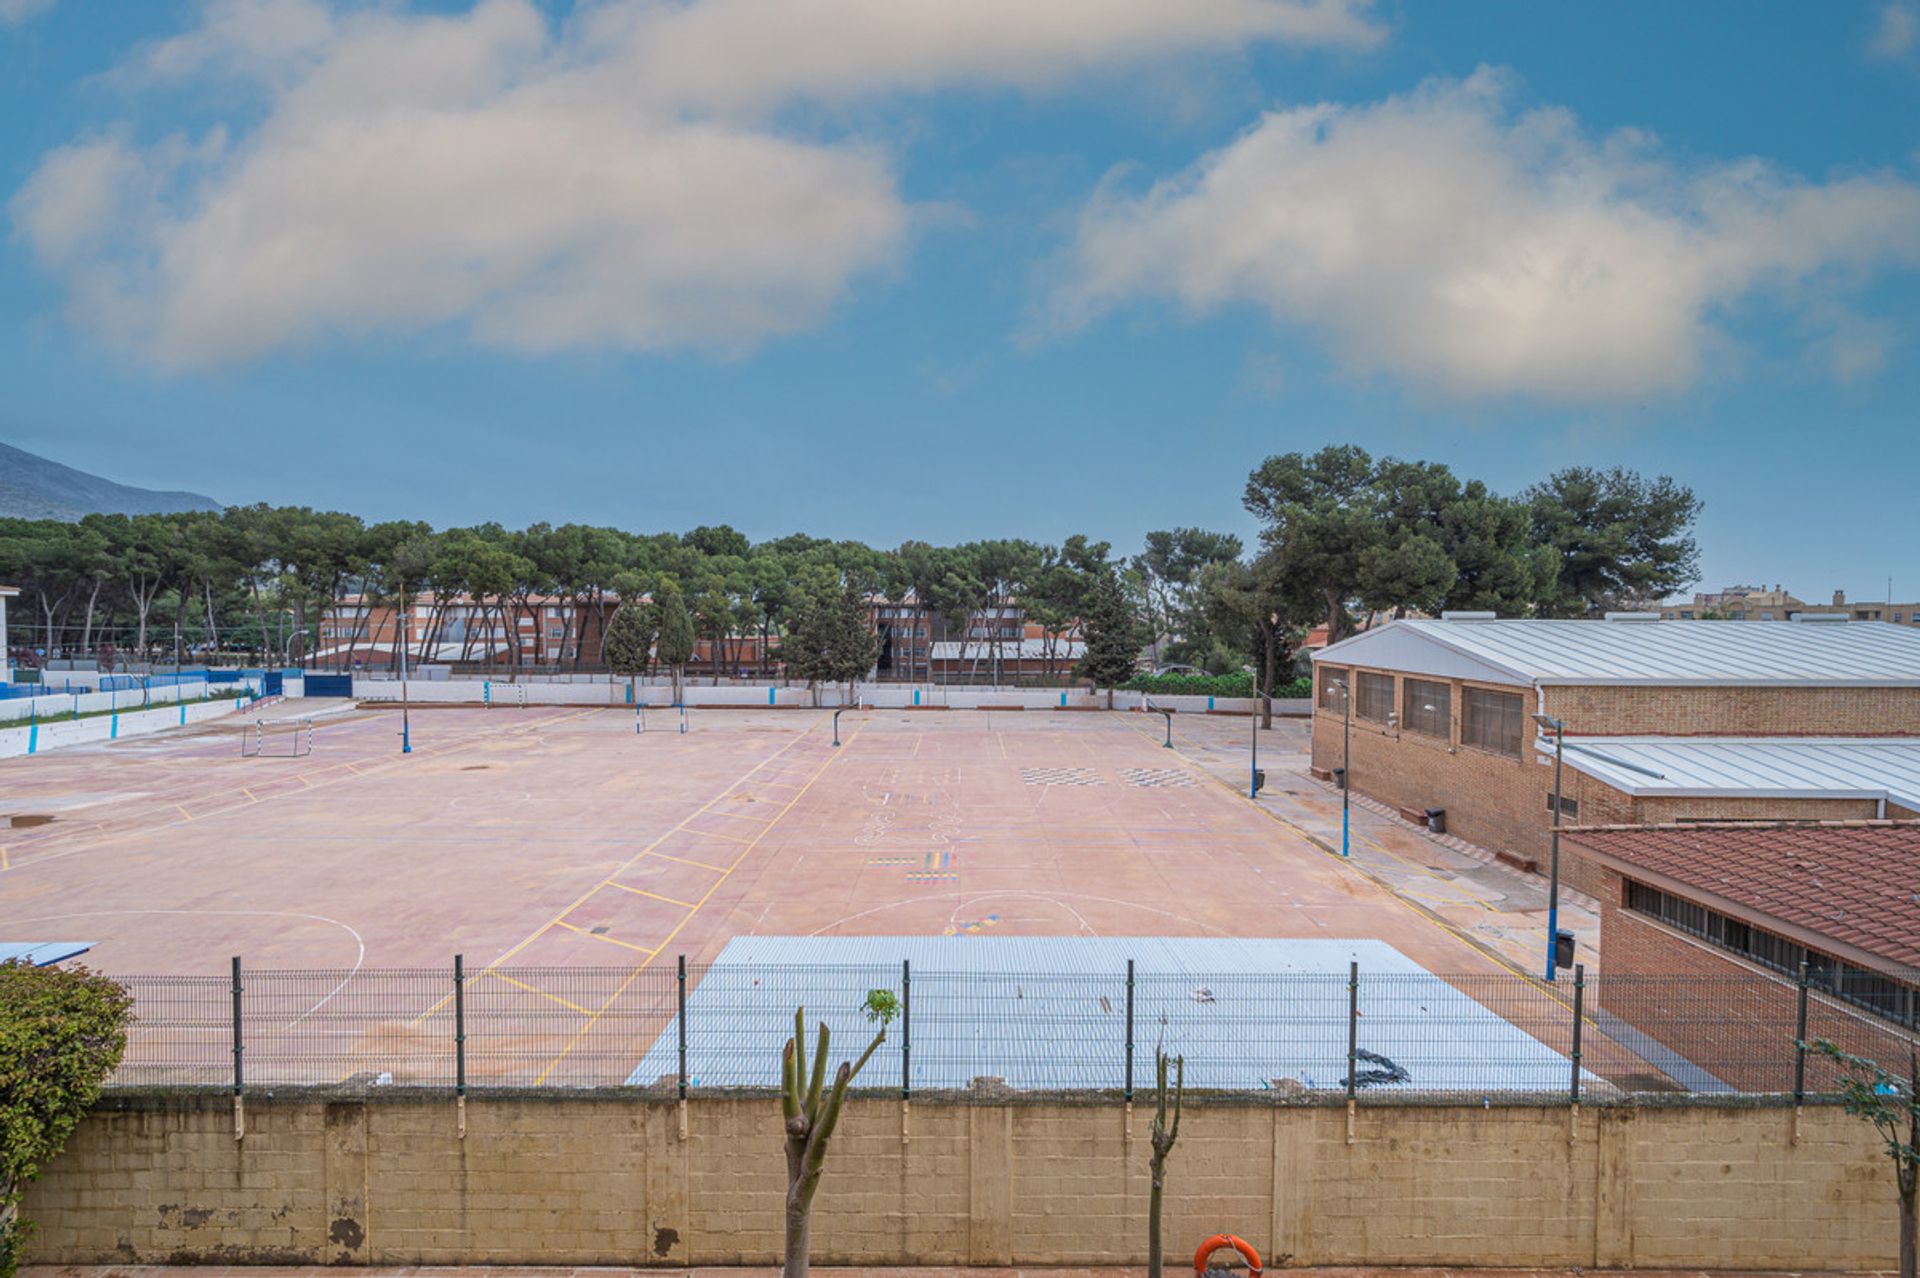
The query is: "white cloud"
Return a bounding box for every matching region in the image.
[1043,70,1920,402]
[1868,2,1918,60]
[15,0,1378,367]
[0,0,55,24]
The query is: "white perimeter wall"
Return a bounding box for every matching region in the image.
[0,691,258,758]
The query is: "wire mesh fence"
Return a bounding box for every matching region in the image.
[105,959,1918,1100]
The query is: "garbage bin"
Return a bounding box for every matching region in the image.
[1332,766,1347,791]
[1555,929,1577,970]
[1252,768,1266,795]
[1425,807,1446,835]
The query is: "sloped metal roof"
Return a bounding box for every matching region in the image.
[1545,736,1920,811]
[1316,618,1920,686]
[627,936,1581,1094]
[0,940,95,965]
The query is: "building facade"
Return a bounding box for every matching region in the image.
[1310,616,1920,888]
[1572,822,1919,1093]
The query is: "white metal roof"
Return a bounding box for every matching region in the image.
[1314,617,1920,686]
[626,935,1582,1094]
[1542,736,1920,810]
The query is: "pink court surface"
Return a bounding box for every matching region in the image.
[0,703,1500,978]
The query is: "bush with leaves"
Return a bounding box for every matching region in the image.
[0,962,132,1278]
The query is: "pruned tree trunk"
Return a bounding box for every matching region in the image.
[1147,1049,1183,1278]
[780,1006,887,1278]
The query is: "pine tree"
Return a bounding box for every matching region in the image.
[1077,569,1141,708]
[654,586,696,705]
[784,583,878,706]
[602,600,656,703]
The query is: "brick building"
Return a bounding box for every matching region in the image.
[316,593,619,669]
[1572,822,1919,1093]
[1310,616,1920,886]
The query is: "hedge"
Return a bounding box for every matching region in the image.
[1124,672,1313,699]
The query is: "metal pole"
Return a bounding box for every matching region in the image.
[454,954,467,1097]
[1569,962,1585,1105]
[1124,959,1136,1102]
[677,954,688,1100]
[1249,701,1259,798]
[1346,960,1359,1099]
[1545,726,1563,982]
[231,955,244,1095]
[1794,960,1810,1104]
[1341,682,1351,857]
[834,707,844,747]
[901,959,911,1100]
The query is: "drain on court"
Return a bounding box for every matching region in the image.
[1020,766,1102,786]
[1118,767,1197,788]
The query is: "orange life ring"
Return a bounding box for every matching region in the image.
[1194,1233,1262,1277]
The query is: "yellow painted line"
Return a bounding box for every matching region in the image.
[241,787,259,803]
[1,845,8,872]
[485,970,593,1015]
[175,804,194,821]
[531,722,860,1084]
[644,850,730,874]
[557,920,661,955]
[677,825,756,844]
[605,881,698,910]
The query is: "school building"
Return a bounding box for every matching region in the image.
[1309,614,1920,890]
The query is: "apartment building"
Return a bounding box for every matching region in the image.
[1310,614,1920,889]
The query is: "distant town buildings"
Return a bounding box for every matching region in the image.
[1657,583,1920,625]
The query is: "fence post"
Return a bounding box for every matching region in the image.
[901,959,911,1101]
[1569,963,1585,1108]
[454,954,468,1138]
[1124,959,1136,1102]
[1345,960,1358,1144]
[230,955,245,1141]
[1793,960,1810,1105]
[677,955,688,1100]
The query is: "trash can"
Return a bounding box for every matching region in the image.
[1332,766,1347,791]
[1555,929,1577,970]
[1252,768,1266,795]
[1425,807,1446,835]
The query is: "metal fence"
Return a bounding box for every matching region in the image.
[104,958,1918,1100]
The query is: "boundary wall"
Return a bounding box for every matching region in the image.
[19,1091,1898,1271]
[0,689,258,758]
[353,677,1311,717]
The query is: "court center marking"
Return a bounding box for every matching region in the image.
[529,721,864,1084]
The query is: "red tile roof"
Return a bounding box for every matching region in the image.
[1572,823,1920,967]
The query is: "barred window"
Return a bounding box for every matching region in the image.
[1460,686,1524,756]
[1356,671,1395,723]
[1318,667,1349,711]
[1624,881,1917,1028]
[1402,679,1450,738]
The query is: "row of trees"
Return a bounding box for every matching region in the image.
[0,452,1700,698]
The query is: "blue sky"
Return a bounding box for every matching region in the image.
[2,0,1918,601]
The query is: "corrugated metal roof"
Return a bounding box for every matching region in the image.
[0,940,95,966]
[1316,618,1920,686]
[1546,736,1920,810]
[627,936,1580,1094]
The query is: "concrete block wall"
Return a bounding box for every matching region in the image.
[0,693,253,758]
[19,1091,1901,1270]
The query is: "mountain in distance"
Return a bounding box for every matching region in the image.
[0,440,222,521]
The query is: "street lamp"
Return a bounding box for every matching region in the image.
[1533,712,1566,982]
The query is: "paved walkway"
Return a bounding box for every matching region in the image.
[1167,714,1601,980]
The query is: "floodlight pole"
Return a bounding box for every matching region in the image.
[399,592,412,754]
[1249,697,1259,798]
[1341,679,1352,858]
[1535,713,1566,983]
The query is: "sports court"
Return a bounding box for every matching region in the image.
[0,703,1578,1088]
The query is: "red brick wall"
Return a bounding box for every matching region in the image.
[1542,684,1920,736]
[1593,866,1918,1093]
[1312,663,1915,885]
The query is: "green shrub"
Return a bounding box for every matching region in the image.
[0,962,132,1277]
[1125,672,1313,698]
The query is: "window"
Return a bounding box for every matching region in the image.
[1760,611,1774,620]
[1402,679,1450,738]
[1318,667,1349,711]
[1546,793,1579,821]
[1460,686,1523,756]
[1679,610,1694,620]
[1624,881,1917,1028]
[1355,671,1395,723]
